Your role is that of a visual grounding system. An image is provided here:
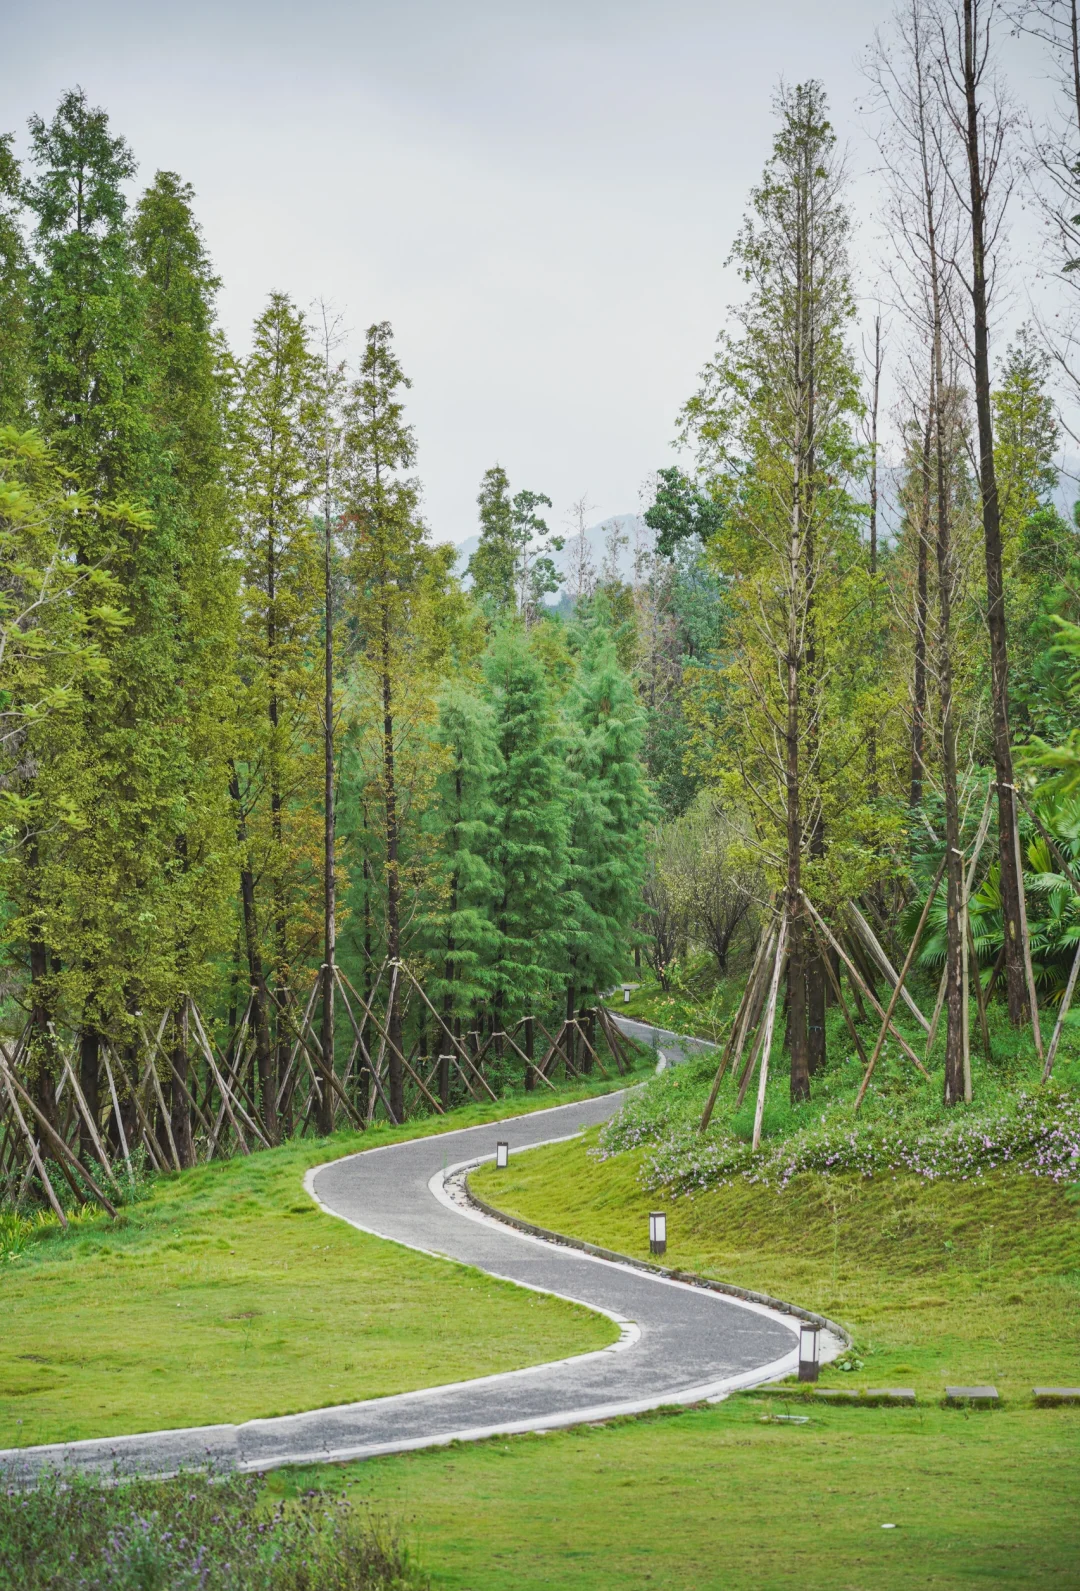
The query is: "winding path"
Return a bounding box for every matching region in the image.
[1,1090,815,1482]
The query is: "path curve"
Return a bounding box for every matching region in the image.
[609,1013,717,1069]
[1,1091,819,1482]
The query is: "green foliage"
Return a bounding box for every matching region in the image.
[0,1469,427,1591]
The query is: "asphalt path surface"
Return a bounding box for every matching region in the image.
[609,1013,718,1070]
[1,1089,802,1481]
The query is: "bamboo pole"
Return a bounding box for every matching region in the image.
[855,859,945,1110]
[751,915,788,1153]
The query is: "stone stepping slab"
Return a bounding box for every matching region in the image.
[945,1386,998,1406]
[1032,1388,1080,1406]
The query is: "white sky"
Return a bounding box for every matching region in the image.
[2,0,1062,542]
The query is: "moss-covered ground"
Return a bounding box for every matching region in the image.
[0,1085,625,1450]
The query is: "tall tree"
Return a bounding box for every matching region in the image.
[231,292,322,1141]
[681,81,863,1102]
[0,135,31,425]
[132,169,237,1164]
[934,0,1029,1025]
[342,322,429,1121]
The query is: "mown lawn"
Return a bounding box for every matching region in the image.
[0,1087,624,1451]
[317,1397,1080,1590]
[345,1126,1080,1587]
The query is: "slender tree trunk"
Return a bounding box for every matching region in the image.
[960,0,1026,1025]
[170,1002,194,1168]
[381,614,404,1121]
[911,415,932,809]
[319,480,336,1136]
[229,765,277,1142]
[867,313,882,802]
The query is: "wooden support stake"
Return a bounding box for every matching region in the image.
[1043,937,1080,1082]
[855,859,945,1110]
[102,1051,133,1181]
[0,1053,115,1216]
[751,915,788,1153]
[1011,795,1044,1061]
[0,1057,68,1227]
[801,895,930,1077]
[59,1051,120,1189]
[966,913,993,1066]
[809,916,868,1067]
[334,967,444,1115]
[847,902,931,1032]
[700,926,775,1132]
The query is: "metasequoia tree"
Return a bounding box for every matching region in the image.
[680,81,863,1102]
[0,136,30,426]
[931,0,1029,1024]
[873,0,977,1098]
[133,170,238,1164]
[231,292,322,1141]
[342,322,454,1120]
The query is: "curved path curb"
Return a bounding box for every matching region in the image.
[0,1090,840,1483]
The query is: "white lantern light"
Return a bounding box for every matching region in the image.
[798,1320,821,1382]
[623,986,631,1004]
[649,1210,667,1256]
[495,1141,509,1169]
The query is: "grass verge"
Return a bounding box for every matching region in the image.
[0,1082,628,1451]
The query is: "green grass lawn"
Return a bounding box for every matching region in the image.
[0,1086,624,1451]
[360,1126,1076,1587]
[306,1398,1080,1589]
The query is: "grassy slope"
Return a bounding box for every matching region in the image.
[471,1129,1080,1398]
[326,1129,1073,1588]
[0,1087,625,1450]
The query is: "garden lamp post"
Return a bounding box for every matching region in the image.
[649,1211,667,1256]
[495,1141,509,1170]
[798,1321,821,1382]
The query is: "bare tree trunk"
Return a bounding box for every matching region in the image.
[381,615,404,1122]
[911,414,932,809]
[229,765,277,1142]
[319,471,336,1137]
[956,0,1026,1025]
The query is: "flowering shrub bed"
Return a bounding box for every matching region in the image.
[595,1083,1080,1197]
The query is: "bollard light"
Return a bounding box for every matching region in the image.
[798,1320,821,1382]
[495,1141,509,1170]
[649,1210,667,1256]
[624,986,631,1004]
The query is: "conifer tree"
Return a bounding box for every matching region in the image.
[0,135,30,426]
[231,292,322,1140]
[421,686,500,1099]
[133,170,237,1162]
[482,625,568,1024]
[562,611,651,1017]
[468,466,516,612]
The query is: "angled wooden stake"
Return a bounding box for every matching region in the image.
[0,1058,68,1227]
[1043,938,1080,1082]
[847,903,931,1032]
[700,925,775,1133]
[855,858,944,1111]
[102,1050,133,1181]
[751,914,788,1153]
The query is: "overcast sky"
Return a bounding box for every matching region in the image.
[2,1,1059,542]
